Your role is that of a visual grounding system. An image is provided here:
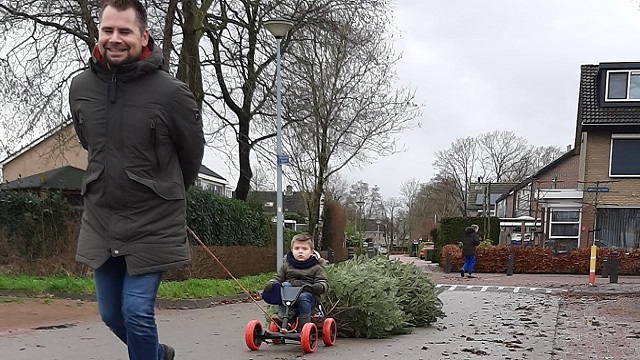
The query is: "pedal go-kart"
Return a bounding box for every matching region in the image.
[245,283,337,353]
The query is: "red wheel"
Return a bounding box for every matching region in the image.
[269,321,281,344]
[322,318,337,346]
[300,323,318,353]
[244,320,263,351]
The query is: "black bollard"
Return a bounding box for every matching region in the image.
[444,253,452,273]
[609,251,619,284]
[327,247,334,264]
[367,242,376,259]
[506,253,514,276]
[601,254,609,278]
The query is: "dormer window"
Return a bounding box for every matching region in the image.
[606,70,640,101]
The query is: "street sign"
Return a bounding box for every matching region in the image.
[585,187,609,192]
[277,155,289,165]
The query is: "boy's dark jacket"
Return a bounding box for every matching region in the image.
[69,37,205,275]
[270,252,328,296]
[462,227,481,256]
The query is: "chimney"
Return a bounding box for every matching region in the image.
[286,185,293,195]
[566,144,572,151]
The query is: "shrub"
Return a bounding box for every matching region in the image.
[323,256,445,338]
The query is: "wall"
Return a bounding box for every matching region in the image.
[581,131,640,247]
[3,124,87,182]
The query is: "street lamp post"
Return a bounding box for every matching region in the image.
[355,200,365,244]
[265,18,293,271]
[376,219,382,244]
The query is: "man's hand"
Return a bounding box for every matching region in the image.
[264,282,275,292]
[311,283,324,295]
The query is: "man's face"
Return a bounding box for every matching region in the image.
[98,6,148,66]
[291,240,313,261]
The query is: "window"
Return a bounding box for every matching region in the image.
[547,209,581,252]
[606,70,640,101]
[596,208,640,248]
[610,134,640,176]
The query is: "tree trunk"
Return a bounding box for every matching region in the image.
[176,0,204,109]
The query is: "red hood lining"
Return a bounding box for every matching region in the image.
[92,43,153,67]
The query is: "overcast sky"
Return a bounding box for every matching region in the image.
[204,0,640,198]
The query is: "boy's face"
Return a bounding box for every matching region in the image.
[291,240,313,261]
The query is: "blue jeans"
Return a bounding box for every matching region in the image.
[282,282,316,315]
[94,256,165,360]
[462,255,476,275]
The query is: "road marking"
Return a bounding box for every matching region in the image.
[434,284,567,295]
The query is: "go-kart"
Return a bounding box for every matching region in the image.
[245,284,337,353]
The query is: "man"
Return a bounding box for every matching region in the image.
[460,224,481,278]
[68,1,204,359]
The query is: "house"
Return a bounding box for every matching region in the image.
[494,148,581,248]
[573,62,640,250]
[248,185,309,231]
[466,182,518,217]
[0,122,232,197]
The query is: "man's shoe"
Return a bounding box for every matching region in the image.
[466,274,476,278]
[460,269,465,277]
[162,344,175,360]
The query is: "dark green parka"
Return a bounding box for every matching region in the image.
[69,39,205,275]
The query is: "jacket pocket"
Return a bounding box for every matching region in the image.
[125,169,184,200]
[82,164,104,195]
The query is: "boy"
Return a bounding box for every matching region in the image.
[263,233,328,329]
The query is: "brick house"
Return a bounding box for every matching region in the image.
[0,122,232,197]
[575,62,640,250]
[495,149,581,248]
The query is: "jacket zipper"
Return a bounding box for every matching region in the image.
[150,119,160,169]
[108,74,117,104]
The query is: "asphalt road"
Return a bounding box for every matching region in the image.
[0,290,559,360]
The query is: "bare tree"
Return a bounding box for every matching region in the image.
[400,178,422,238]
[477,130,531,182]
[325,173,350,204]
[268,1,418,238]
[432,137,478,216]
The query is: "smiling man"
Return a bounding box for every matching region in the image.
[68,1,205,360]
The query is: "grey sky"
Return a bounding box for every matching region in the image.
[205,0,640,198]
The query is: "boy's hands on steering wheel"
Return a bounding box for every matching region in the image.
[263,282,276,292]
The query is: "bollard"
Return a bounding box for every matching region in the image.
[609,251,619,284]
[444,253,452,273]
[327,247,334,264]
[601,254,609,278]
[506,253,514,276]
[367,242,376,259]
[589,245,597,286]
[347,247,355,259]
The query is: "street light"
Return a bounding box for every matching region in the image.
[376,219,382,244]
[355,200,365,244]
[265,18,293,271]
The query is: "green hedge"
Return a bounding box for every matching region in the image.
[0,190,75,258]
[0,188,273,260]
[186,188,268,246]
[434,216,500,263]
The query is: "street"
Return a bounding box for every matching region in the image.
[0,289,559,360]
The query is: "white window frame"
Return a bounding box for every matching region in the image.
[548,208,581,245]
[610,134,640,177]
[605,70,640,101]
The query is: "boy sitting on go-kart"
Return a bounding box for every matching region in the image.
[263,233,328,330]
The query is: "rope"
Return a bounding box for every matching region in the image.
[186,226,272,319]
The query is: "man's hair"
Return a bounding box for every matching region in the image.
[100,0,148,31]
[291,233,314,249]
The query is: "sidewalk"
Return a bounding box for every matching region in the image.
[391,254,640,295]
